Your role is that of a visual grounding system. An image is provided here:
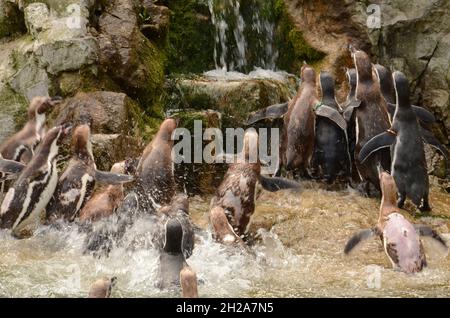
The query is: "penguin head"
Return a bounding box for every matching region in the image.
[163,218,183,255]
[319,71,335,100]
[300,63,316,84]
[88,277,117,298]
[352,50,373,82]
[158,118,178,142]
[28,96,62,120]
[379,171,398,205]
[392,71,411,109]
[72,124,94,161]
[243,129,259,163]
[172,193,189,214]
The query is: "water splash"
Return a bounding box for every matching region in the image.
[207,0,279,73]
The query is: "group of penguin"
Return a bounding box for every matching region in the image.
[0,45,449,298]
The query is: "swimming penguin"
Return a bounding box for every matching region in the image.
[157,193,195,259]
[45,125,134,223]
[0,96,62,163]
[310,71,351,183]
[134,118,178,212]
[88,277,117,298]
[347,46,391,191]
[157,218,199,297]
[0,125,72,238]
[78,161,129,223]
[358,71,443,212]
[373,64,437,125]
[210,129,300,237]
[344,171,447,273]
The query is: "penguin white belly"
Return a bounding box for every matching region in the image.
[13,162,58,233]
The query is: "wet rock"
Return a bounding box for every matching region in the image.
[97,0,165,109]
[24,2,50,37]
[51,91,142,136]
[91,134,142,171]
[49,91,144,169]
[139,0,170,40]
[170,109,226,195]
[167,73,297,127]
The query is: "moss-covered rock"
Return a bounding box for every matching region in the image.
[97,0,166,116]
[171,109,227,195]
[166,0,215,74]
[165,74,296,127]
[0,84,28,144]
[0,1,26,39]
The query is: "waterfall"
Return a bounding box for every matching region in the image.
[207,0,279,73]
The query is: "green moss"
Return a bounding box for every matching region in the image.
[274,1,325,74]
[166,0,215,74]
[0,84,28,131]
[0,2,26,39]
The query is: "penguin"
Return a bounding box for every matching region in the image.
[78,161,129,223]
[157,193,195,259]
[46,125,134,223]
[0,125,72,238]
[344,171,447,273]
[210,205,245,246]
[210,129,300,237]
[88,277,117,298]
[358,71,444,212]
[347,46,391,192]
[342,68,361,183]
[310,71,351,183]
[157,218,199,298]
[373,64,437,125]
[245,64,347,178]
[134,118,178,212]
[373,64,448,158]
[0,96,62,163]
[0,154,26,203]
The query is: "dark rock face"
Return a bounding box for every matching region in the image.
[0,1,26,39]
[97,0,165,108]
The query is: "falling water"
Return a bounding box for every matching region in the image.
[207,0,279,73]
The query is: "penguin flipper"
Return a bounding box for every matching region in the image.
[94,170,134,185]
[315,105,347,132]
[0,159,26,175]
[414,224,447,248]
[0,172,21,182]
[344,228,379,254]
[387,103,436,124]
[420,127,449,160]
[358,131,395,163]
[245,102,289,125]
[412,105,436,124]
[259,175,301,192]
[342,100,361,122]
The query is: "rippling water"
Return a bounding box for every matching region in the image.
[0,180,449,298]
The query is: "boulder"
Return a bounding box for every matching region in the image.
[97,0,165,109]
[50,91,145,170]
[167,71,298,127]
